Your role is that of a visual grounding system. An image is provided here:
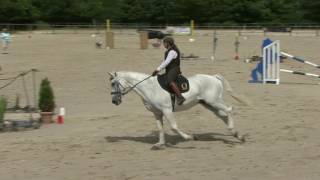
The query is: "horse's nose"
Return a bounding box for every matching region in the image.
[112,100,120,105]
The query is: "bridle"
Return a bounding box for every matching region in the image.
[110,80,124,96]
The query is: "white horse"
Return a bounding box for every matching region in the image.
[109,71,248,149]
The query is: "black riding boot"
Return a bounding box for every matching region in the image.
[169,82,185,105]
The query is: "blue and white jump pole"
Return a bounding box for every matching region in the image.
[280,69,320,78]
[280,52,320,69]
[279,52,320,79]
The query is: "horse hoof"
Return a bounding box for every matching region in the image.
[233,131,239,138]
[151,144,165,150]
[236,133,247,143]
[238,135,246,143]
[240,133,249,143]
[233,131,245,143]
[193,134,199,141]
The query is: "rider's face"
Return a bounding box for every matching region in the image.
[163,42,169,49]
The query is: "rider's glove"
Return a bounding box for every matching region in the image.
[152,70,159,76]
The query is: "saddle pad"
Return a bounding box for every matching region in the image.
[157,74,190,93]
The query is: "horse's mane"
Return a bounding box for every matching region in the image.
[117,71,149,81]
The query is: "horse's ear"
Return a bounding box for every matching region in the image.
[108,72,114,79]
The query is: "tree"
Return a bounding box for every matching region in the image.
[0,0,311,24]
[261,0,302,24]
[300,0,320,23]
[0,0,39,23]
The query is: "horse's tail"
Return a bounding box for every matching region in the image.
[215,74,251,106]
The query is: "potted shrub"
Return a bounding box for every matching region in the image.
[38,78,55,123]
[0,96,7,130]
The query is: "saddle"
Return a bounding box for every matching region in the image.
[157,74,190,110]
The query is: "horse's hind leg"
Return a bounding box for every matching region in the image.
[163,109,193,141]
[201,101,245,142]
[218,111,245,142]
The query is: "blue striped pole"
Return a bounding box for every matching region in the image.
[280,69,320,78]
[281,52,320,69]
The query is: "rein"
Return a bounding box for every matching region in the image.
[111,75,153,96]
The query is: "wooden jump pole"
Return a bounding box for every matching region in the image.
[140,31,148,49]
[105,19,114,49]
[263,28,267,37]
[190,20,194,36]
[106,19,111,31]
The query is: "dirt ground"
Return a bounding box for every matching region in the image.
[0,29,320,180]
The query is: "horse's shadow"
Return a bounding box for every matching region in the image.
[105,131,242,148]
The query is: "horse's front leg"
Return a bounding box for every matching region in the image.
[163,109,194,141]
[151,113,166,150]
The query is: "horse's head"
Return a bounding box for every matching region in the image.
[109,71,151,106]
[109,72,124,105]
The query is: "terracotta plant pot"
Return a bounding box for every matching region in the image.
[40,112,54,124]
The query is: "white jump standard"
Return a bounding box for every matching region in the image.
[262,41,280,84]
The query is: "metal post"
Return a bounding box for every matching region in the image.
[190,20,194,36]
[32,69,38,110]
[212,30,218,61]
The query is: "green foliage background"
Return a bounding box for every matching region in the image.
[0,0,318,24]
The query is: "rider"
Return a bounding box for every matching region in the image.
[152,37,185,105]
[1,28,11,53]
